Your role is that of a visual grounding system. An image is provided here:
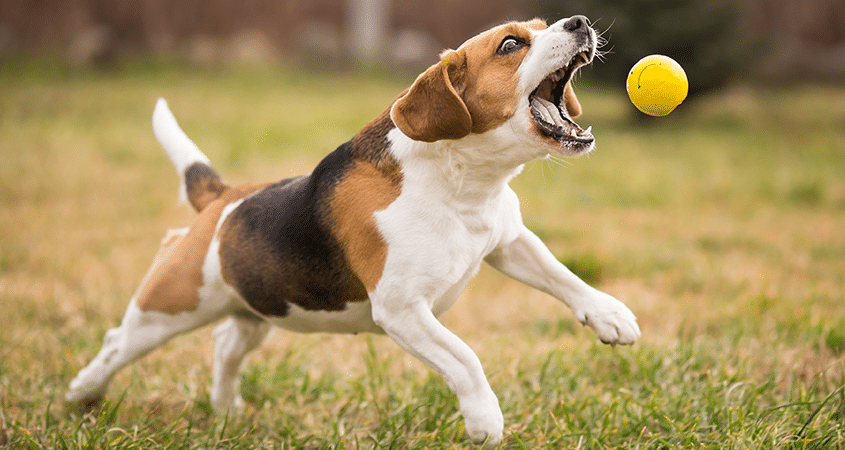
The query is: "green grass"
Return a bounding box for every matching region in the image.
[1,59,844,448]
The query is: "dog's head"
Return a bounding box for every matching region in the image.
[391,16,597,159]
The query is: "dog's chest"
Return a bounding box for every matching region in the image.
[374,178,511,312]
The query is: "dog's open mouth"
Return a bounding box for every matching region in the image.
[529,50,593,151]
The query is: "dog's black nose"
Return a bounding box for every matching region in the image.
[563,15,589,32]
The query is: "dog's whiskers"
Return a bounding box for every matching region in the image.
[592,18,614,64]
[546,154,573,170]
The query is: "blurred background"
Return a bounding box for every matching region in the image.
[2,0,844,88]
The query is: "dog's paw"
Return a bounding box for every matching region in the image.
[464,410,504,449]
[64,389,104,415]
[65,373,108,406]
[211,393,246,416]
[575,293,640,346]
[460,393,504,448]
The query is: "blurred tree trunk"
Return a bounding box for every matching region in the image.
[346,0,391,65]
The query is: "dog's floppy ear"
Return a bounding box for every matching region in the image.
[563,81,582,118]
[391,50,472,142]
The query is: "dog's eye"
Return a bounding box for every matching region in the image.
[497,37,524,55]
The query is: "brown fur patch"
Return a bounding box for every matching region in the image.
[391,58,472,142]
[135,183,267,314]
[185,162,229,212]
[216,112,402,316]
[327,160,402,292]
[216,176,350,316]
[459,20,547,134]
[350,109,403,180]
[392,20,549,141]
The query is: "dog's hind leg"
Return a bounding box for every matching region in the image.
[65,291,234,408]
[66,228,236,408]
[210,314,271,414]
[65,297,230,408]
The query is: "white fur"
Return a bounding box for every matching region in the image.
[261,301,382,334]
[517,20,595,96]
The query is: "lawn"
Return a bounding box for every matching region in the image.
[1,60,844,449]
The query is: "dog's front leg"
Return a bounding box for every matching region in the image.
[485,225,640,346]
[371,299,503,447]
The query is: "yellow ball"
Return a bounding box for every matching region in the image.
[626,55,688,116]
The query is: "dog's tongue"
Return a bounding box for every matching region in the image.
[532,96,592,139]
[533,97,570,127]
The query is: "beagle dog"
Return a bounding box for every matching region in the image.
[66,16,639,447]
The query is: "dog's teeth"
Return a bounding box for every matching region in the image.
[570,128,578,137]
[583,125,592,135]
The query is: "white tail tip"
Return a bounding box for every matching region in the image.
[152,98,213,205]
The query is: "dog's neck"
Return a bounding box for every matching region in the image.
[346,106,534,211]
[386,126,525,207]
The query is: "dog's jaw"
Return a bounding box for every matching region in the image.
[517,17,598,156]
[527,51,594,149]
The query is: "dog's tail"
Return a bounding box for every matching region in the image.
[152,98,229,212]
